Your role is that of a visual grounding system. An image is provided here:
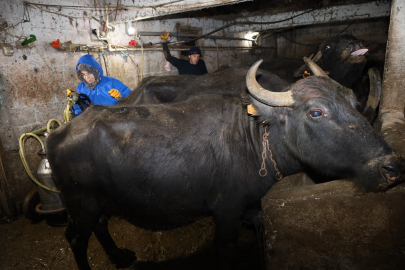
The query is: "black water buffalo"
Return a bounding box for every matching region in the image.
[118,66,288,106]
[45,60,405,270]
[295,35,368,89]
[294,35,383,122]
[121,35,380,123]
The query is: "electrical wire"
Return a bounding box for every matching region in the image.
[25,2,117,19]
[142,8,315,48]
[167,8,317,46]
[101,53,109,76]
[279,32,319,47]
[33,44,55,72]
[336,20,357,36]
[278,20,358,47]
[23,2,111,9]
[2,21,25,42]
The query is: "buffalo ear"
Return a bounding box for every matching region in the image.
[247,96,271,117]
[247,95,291,122]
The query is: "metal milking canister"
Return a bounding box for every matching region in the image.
[36,150,65,213]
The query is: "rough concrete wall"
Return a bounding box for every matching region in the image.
[0,0,266,213]
[262,178,405,270]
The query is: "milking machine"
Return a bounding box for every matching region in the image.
[20,119,66,223]
[20,92,92,223]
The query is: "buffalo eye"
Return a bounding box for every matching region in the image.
[309,110,323,118]
[348,45,353,52]
[325,45,331,51]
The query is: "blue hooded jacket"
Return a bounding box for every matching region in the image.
[75,54,132,107]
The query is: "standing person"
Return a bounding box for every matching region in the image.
[162,38,208,76]
[71,54,132,115]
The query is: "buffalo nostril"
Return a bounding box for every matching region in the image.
[381,165,398,183]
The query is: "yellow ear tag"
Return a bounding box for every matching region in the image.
[303,71,311,78]
[247,104,257,115]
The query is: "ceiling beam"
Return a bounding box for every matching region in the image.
[110,0,253,23]
[228,1,391,33]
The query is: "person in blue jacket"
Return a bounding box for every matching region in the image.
[72,54,132,115]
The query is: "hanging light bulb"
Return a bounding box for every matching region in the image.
[126,21,135,36]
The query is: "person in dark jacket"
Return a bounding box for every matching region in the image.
[162,42,208,75]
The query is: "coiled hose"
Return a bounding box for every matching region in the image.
[19,119,62,193]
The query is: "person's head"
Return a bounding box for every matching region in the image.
[76,55,103,90]
[79,70,96,84]
[188,47,202,65]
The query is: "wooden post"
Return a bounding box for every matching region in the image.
[378,0,405,156]
[0,137,14,216]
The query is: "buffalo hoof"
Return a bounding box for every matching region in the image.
[110,248,137,269]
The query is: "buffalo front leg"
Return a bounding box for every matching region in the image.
[93,215,137,268]
[213,213,241,269]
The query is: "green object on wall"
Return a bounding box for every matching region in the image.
[21,34,36,46]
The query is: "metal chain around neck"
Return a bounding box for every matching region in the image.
[259,126,282,180]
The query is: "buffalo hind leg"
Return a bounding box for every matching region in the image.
[65,216,97,270]
[93,215,137,268]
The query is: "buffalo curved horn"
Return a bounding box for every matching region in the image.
[311,51,322,62]
[303,57,329,77]
[246,60,294,107]
[304,57,357,103]
[362,67,382,122]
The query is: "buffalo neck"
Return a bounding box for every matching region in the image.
[246,109,304,182]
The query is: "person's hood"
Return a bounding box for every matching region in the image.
[76,54,103,77]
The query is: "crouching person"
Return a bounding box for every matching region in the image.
[71,54,132,116]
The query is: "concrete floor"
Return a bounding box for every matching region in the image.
[0,214,262,270]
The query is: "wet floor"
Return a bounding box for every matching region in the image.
[0,214,262,270]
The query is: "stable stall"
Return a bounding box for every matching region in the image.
[0,1,403,270]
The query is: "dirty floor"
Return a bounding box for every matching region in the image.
[0,214,262,270]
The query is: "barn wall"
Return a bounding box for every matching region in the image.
[0,0,268,215]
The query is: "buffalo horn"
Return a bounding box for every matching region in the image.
[246,60,294,107]
[304,57,356,103]
[362,67,382,122]
[311,51,322,62]
[303,57,329,77]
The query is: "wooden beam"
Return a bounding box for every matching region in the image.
[378,0,405,157]
[0,137,14,217]
[109,0,253,22]
[228,1,391,33]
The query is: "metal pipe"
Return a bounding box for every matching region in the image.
[105,45,272,51]
[138,31,255,41]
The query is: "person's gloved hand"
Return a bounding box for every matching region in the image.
[160,30,169,43]
[108,89,122,99]
[66,89,78,100]
[67,89,78,95]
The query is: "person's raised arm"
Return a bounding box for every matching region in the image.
[162,41,179,67]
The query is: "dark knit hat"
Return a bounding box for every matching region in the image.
[188,47,202,56]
